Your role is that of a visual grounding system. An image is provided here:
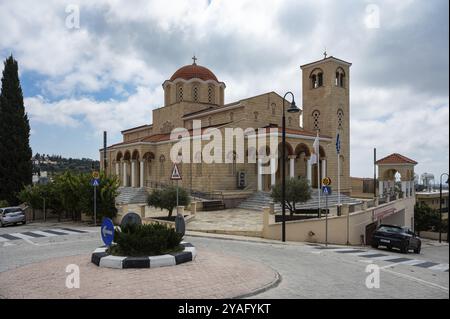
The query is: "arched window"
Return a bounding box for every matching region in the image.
[208,85,215,103]
[337,108,344,130]
[335,68,345,87]
[208,117,212,126]
[176,84,183,102]
[230,112,234,121]
[310,68,324,89]
[288,117,292,126]
[254,111,259,121]
[192,84,199,102]
[312,110,320,130]
[271,103,276,115]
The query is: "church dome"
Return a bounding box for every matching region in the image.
[170,62,218,82]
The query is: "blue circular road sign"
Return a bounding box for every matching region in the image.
[101,217,114,246]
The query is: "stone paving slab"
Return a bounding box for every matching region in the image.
[0,249,278,299]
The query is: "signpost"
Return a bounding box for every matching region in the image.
[101,217,115,247]
[171,164,182,216]
[91,171,100,226]
[322,177,332,247]
[336,133,341,213]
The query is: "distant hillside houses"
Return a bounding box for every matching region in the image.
[32,153,100,184]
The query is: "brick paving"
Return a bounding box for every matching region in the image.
[0,249,277,299]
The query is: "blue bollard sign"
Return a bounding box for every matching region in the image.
[101,217,114,246]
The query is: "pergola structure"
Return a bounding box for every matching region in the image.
[376,153,418,198]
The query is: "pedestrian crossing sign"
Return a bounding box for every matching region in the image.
[171,164,182,180]
[91,179,99,187]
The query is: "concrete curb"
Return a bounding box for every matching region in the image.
[91,242,196,269]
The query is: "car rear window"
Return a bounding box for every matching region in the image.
[5,208,22,214]
[378,226,403,233]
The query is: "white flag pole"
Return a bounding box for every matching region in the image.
[337,131,341,208]
[316,131,321,218]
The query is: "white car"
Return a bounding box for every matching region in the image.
[0,207,27,227]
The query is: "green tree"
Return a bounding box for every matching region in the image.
[414,202,440,234]
[0,55,32,205]
[271,177,312,216]
[148,186,190,217]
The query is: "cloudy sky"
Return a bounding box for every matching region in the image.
[0,0,448,179]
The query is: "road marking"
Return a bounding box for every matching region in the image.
[335,249,366,254]
[414,261,439,268]
[0,234,21,240]
[21,231,46,238]
[428,264,449,272]
[8,233,37,245]
[0,236,8,242]
[39,229,69,236]
[48,228,83,235]
[29,230,58,237]
[381,267,449,292]
[58,227,88,233]
[9,233,38,240]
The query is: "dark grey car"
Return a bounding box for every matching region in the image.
[0,207,27,227]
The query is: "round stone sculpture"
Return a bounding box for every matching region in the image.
[120,212,142,229]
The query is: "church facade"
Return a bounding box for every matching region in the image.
[101,55,352,198]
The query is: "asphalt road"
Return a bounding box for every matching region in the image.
[0,222,448,299]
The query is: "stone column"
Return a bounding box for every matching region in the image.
[122,161,127,186]
[115,162,120,176]
[140,160,145,188]
[306,159,312,184]
[289,156,295,179]
[270,157,276,186]
[131,161,136,187]
[379,180,384,197]
[401,181,407,198]
[257,159,262,191]
[321,159,326,180]
[410,181,415,197]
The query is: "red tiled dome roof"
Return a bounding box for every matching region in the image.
[170,63,218,82]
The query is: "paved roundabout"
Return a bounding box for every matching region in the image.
[0,248,279,299]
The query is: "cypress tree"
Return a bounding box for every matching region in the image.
[0,55,32,205]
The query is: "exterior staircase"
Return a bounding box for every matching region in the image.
[116,187,149,205]
[238,190,362,212]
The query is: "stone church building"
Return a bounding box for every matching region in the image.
[101,55,352,201]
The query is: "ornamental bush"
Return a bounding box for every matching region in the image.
[109,223,183,257]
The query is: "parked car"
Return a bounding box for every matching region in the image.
[371,224,421,254]
[0,207,27,227]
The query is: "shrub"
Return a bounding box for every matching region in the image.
[0,200,9,207]
[271,177,312,216]
[109,223,183,257]
[148,186,190,217]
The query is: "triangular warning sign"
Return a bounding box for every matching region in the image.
[171,164,182,180]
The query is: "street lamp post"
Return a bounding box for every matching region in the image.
[281,92,300,242]
[439,173,449,243]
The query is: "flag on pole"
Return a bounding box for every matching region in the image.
[336,133,341,154]
[311,131,320,164]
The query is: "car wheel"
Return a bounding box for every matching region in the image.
[0,222,3,227]
[371,242,378,249]
[22,220,26,225]
[414,244,421,254]
[387,245,392,250]
[400,241,409,254]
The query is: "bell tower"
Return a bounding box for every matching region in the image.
[301,55,352,194]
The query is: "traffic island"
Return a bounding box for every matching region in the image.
[91,242,196,269]
[0,250,280,299]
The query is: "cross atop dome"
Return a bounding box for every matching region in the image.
[192,55,197,65]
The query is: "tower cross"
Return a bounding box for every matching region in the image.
[192,55,197,64]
